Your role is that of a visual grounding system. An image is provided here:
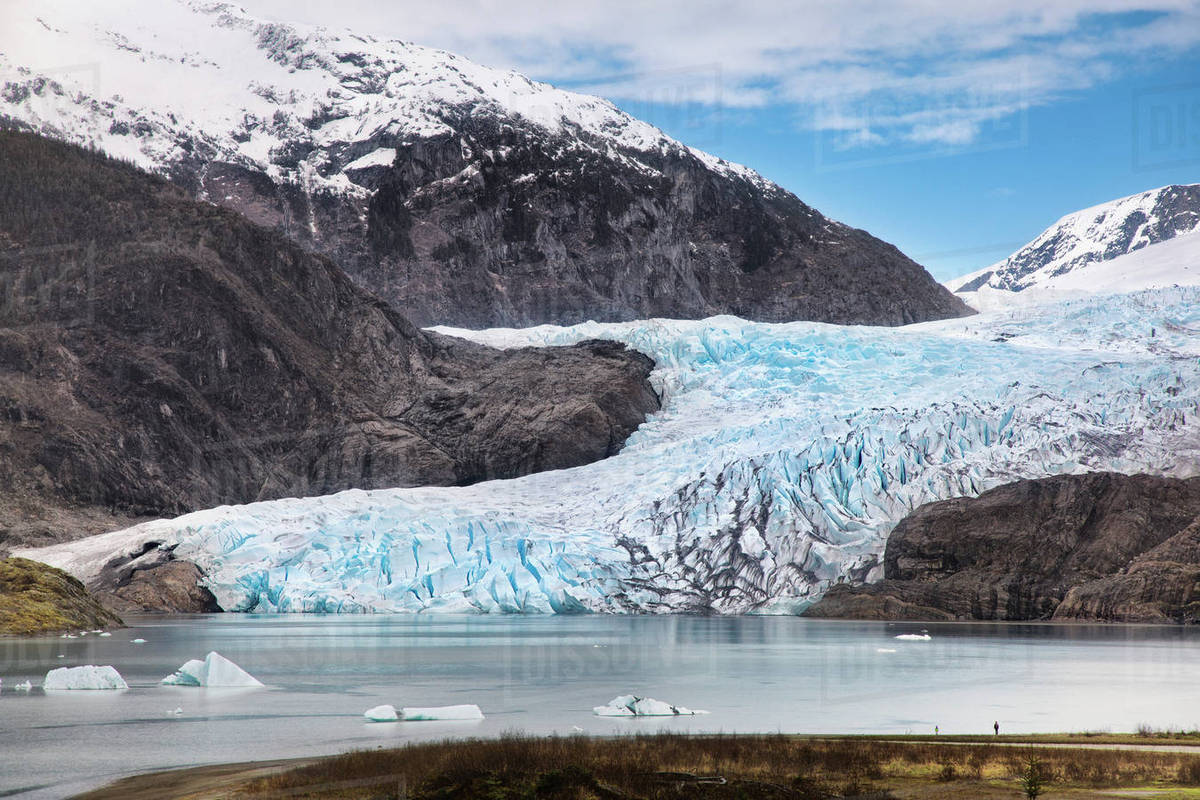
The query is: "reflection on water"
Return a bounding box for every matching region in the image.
[1,615,1198,798]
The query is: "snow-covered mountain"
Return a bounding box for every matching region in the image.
[949,184,1200,299]
[0,0,969,327]
[21,287,1200,613]
[955,228,1200,312]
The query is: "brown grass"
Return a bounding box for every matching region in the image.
[228,733,1200,799]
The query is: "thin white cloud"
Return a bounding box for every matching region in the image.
[242,0,1200,148]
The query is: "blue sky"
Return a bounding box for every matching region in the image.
[257,1,1200,281]
[607,63,1200,281]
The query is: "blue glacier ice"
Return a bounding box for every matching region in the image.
[21,288,1200,614]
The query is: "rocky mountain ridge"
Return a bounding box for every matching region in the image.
[0,0,971,327]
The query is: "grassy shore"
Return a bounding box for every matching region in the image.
[74,732,1200,799]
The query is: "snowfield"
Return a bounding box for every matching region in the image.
[948,184,1200,297]
[0,0,770,202]
[19,287,1200,614]
[956,228,1200,312]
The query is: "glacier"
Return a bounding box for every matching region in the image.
[18,287,1200,614]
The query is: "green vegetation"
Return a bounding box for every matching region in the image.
[1020,755,1046,798]
[0,557,121,635]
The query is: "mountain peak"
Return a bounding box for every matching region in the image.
[1,0,764,196]
[950,183,1200,295]
[2,0,969,328]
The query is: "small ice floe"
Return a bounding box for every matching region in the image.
[130,638,146,644]
[166,707,184,716]
[593,695,706,717]
[364,704,399,722]
[399,705,484,721]
[43,665,128,690]
[14,681,32,691]
[91,630,103,634]
[894,633,932,641]
[161,652,263,687]
[876,648,897,653]
[56,654,65,659]
[98,632,112,637]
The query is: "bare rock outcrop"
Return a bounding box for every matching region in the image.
[806,473,1200,622]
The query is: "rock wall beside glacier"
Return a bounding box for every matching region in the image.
[806,473,1200,622]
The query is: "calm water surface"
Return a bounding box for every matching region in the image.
[1,615,1198,797]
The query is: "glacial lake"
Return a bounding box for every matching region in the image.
[3,615,1200,798]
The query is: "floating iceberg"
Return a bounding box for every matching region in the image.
[399,704,484,721]
[130,638,146,644]
[43,665,128,690]
[14,680,32,691]
[895,634,932,641]
[18,288,1200,614]
[161,651,263,687]
[593,695,701,716]
[364,704,399,722]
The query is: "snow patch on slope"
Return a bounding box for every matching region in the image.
[0,0,771,197]
[957,228,1200,311]
[948,184,1200,296]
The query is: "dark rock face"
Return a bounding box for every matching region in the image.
[198,118,972,328]
[1054,519,1200,623]
[101,560,220,615]
[0,130,659,549]
[806,473,1200,622]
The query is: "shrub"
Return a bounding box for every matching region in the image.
[1020,755,1047,799]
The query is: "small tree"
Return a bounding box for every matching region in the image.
[1020,755,1046,799]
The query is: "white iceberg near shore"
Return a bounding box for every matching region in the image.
[399,704,484,721]
[593,694,703,716]
[364,704,399,722]
[43,665,128,690]
[161,651,263,687]
[895,633,932,641]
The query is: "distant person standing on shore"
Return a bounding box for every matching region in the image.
[994,721,1000,735]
